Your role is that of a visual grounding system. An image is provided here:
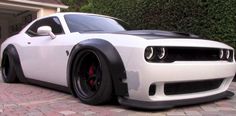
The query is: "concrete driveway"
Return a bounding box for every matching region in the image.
[0,74,236,116]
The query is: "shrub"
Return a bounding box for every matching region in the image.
[80,0,236,48]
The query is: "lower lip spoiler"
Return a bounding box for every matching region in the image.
[118,91,234,110]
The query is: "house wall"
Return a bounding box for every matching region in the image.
[41,7,57,17]
[37,7,57,18]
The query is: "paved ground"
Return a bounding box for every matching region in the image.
[0,76,236,116]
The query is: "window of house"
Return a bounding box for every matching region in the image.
[26,17,64,37]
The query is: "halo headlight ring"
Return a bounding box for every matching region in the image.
[219,49,233,61]
[219,49,224,59]
[145,47,155,60]
[225,49,230,60]
[157,47,166,60]
[145,47,167,61]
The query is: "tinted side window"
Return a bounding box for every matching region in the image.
[26,17,64,37]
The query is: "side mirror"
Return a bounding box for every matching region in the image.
[37,26,56,39]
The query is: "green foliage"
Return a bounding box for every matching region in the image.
[80,0,236,48]
[61,0,87,12]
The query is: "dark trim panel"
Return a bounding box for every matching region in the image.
[67,39,128,96]
[118,91,234,110]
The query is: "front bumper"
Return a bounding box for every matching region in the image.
[125,61,236,102]
[119,91,234,110]
[117,38,236,109]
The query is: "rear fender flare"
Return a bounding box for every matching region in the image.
[2,45,27,82]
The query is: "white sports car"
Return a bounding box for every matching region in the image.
[1,12,236,109]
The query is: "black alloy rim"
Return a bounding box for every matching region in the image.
[74,51,102,98]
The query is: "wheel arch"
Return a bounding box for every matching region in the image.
[1,44,27,82]
[67,39,128,97]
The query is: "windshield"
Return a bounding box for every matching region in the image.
[64,14,130,33]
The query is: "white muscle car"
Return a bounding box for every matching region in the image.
[1,12,236,109]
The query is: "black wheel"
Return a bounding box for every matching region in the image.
[72,50,112,105]
[1,51,18,83]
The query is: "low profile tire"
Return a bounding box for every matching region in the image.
[72,49,112,105]
[1,51,18,83]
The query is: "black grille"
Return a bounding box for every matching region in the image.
[164,47,221,62]
[164,79,223,95]
[168,47,219,60]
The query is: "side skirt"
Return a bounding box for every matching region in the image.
[26,78,71,93]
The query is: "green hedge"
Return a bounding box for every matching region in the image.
[61,0,87,12]
[80,0,236,48]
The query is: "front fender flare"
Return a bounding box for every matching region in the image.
[67,39,128,97]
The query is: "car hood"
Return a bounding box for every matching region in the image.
[83,30,201,39]
[78,30,232,49]
[112,30,201,39]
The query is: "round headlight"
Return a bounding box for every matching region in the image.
[145,47,154,60]
[226,49,230,59]
[157,47,166,59]
[219,49,224,59]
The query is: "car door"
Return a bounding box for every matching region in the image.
[21,17,70,86]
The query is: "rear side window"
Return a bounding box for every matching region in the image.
[26,17,64,37]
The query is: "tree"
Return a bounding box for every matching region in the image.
[80,0,236,48]
[61,0,87,12]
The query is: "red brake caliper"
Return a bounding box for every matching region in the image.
[88,65,95,87]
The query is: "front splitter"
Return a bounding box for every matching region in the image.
[118,91,234,110]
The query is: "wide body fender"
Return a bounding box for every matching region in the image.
[67,39,128,96]
[1,45,27,83]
